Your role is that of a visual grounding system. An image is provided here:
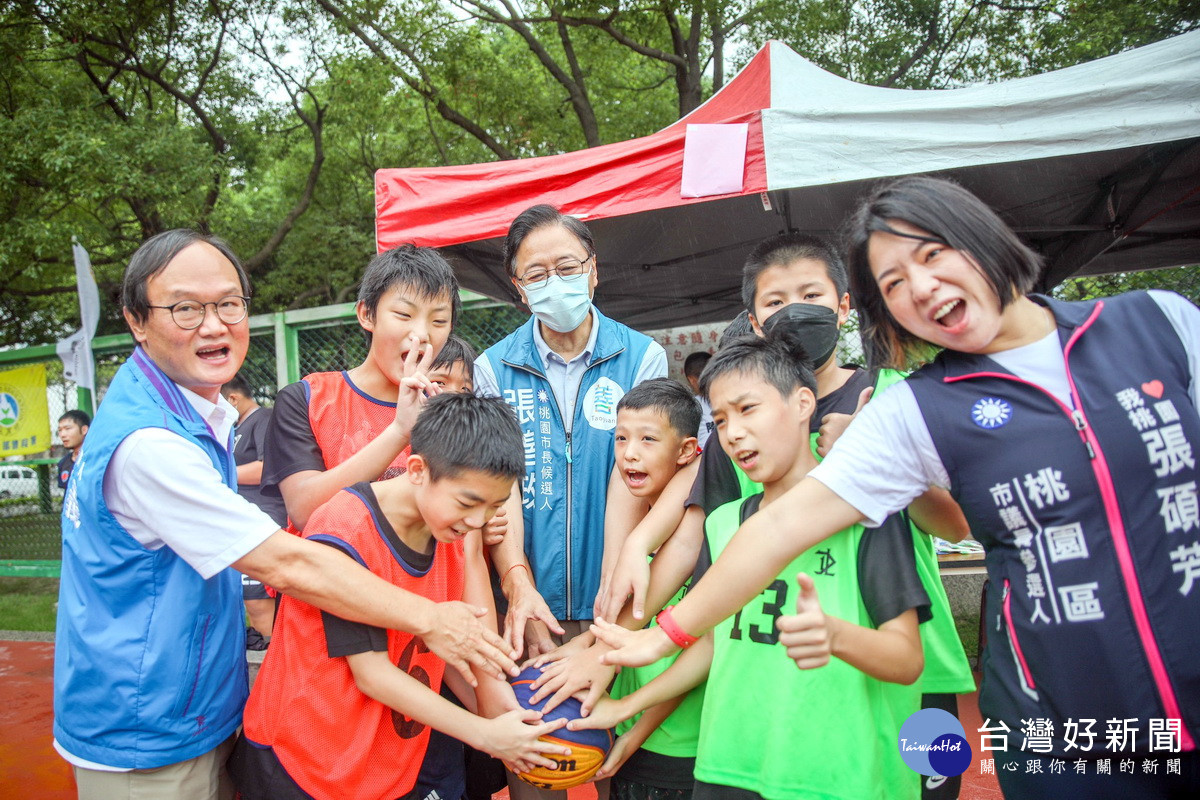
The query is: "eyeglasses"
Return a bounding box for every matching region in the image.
[516,254,594,287]
[147,296,250,330]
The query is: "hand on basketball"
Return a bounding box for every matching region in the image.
[423,601,518,685]
[599,543,652,621]
[593,726,640,780]
[815,386,872,458]
[482,507,508,548]
[776,573,831,670]
[529,639,616,716]
[566,693,627,734]
[392,335,441,435]
[592,617,675,668]
[503,578,565,660]
[481,709,570,774]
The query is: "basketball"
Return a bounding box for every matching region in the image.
[509,666,615,790]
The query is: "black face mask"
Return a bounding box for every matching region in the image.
[761,302,840,367]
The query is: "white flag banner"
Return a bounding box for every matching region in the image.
[74,240,100,339]
[56,330,94,391]
[56,239,100,392]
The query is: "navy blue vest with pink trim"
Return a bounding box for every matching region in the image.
[908,292,1200,757]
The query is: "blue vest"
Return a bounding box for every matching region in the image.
[482,309,652,620]
[54,348,247,768]
[908,292,1200,756]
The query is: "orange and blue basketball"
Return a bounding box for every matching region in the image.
[509,666,615,789]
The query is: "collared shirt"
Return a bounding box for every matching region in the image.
[57,384,279,772]
[475,308,668,431]
[100,385,280,575]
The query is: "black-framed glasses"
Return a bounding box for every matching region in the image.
[517,254,594,286]
[148,295,250,330]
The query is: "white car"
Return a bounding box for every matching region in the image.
[0,465,40,499]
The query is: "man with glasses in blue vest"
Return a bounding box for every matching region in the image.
[54,229,516,800]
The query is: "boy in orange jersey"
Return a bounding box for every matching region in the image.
[261,244,459,533]
[232,393,569,800]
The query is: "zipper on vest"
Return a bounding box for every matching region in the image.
[944,301,1195,751]
[565,349,625,620]
[500,359,572,617]
[1001,579,1038,698]
[1070,410,1096,459]
[565,428,573,617]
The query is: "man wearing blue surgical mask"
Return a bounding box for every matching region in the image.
[475,205,667,692]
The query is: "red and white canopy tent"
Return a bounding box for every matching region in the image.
[376,34,1200,330]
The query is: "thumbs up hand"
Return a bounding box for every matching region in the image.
[775,573,831,670]
[816,386,873,457]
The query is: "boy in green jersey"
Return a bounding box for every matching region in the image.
[599,233,974,799]
[529,378,703,800]
[606,379,705,800]
[578,328,930,800]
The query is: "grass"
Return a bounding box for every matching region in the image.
[0,577,58,631]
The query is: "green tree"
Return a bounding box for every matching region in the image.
[0,0,330,342]
[0,0,1195,348]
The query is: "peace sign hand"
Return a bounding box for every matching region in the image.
[392,335,442,434]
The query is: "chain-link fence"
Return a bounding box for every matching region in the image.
[2,268,1197,571]
[0,294,528,571]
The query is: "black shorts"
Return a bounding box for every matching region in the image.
[229,734,423,800]
[612,777,693,800]
[242,571,271,601]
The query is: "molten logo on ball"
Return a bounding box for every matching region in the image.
[510,666,614,790]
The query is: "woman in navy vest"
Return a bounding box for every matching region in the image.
[596,176,1200,798]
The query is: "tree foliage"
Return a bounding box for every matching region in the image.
[0,0,1194,346]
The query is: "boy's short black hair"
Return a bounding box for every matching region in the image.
[410,393,523,481]
[429,334,478,376]
[122,229,249,324]
[682,351,711,380]
[58,409,91,428]
[741,233,848,313]
[220,372,253,399]
[357,244,462,347]
[699,326,818,403]
[718,311,754,350]
[617,378,701,441]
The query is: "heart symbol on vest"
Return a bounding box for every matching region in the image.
[1142,380,1165,399]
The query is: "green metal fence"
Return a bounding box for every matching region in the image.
[2,266,1197,575]
[0,291,526,576]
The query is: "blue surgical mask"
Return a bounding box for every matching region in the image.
[524,272,593,333]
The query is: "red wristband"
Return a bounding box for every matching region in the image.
[656,605,699,649]
[502,563,531,589]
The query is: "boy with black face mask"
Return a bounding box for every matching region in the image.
[598,233,976,800]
